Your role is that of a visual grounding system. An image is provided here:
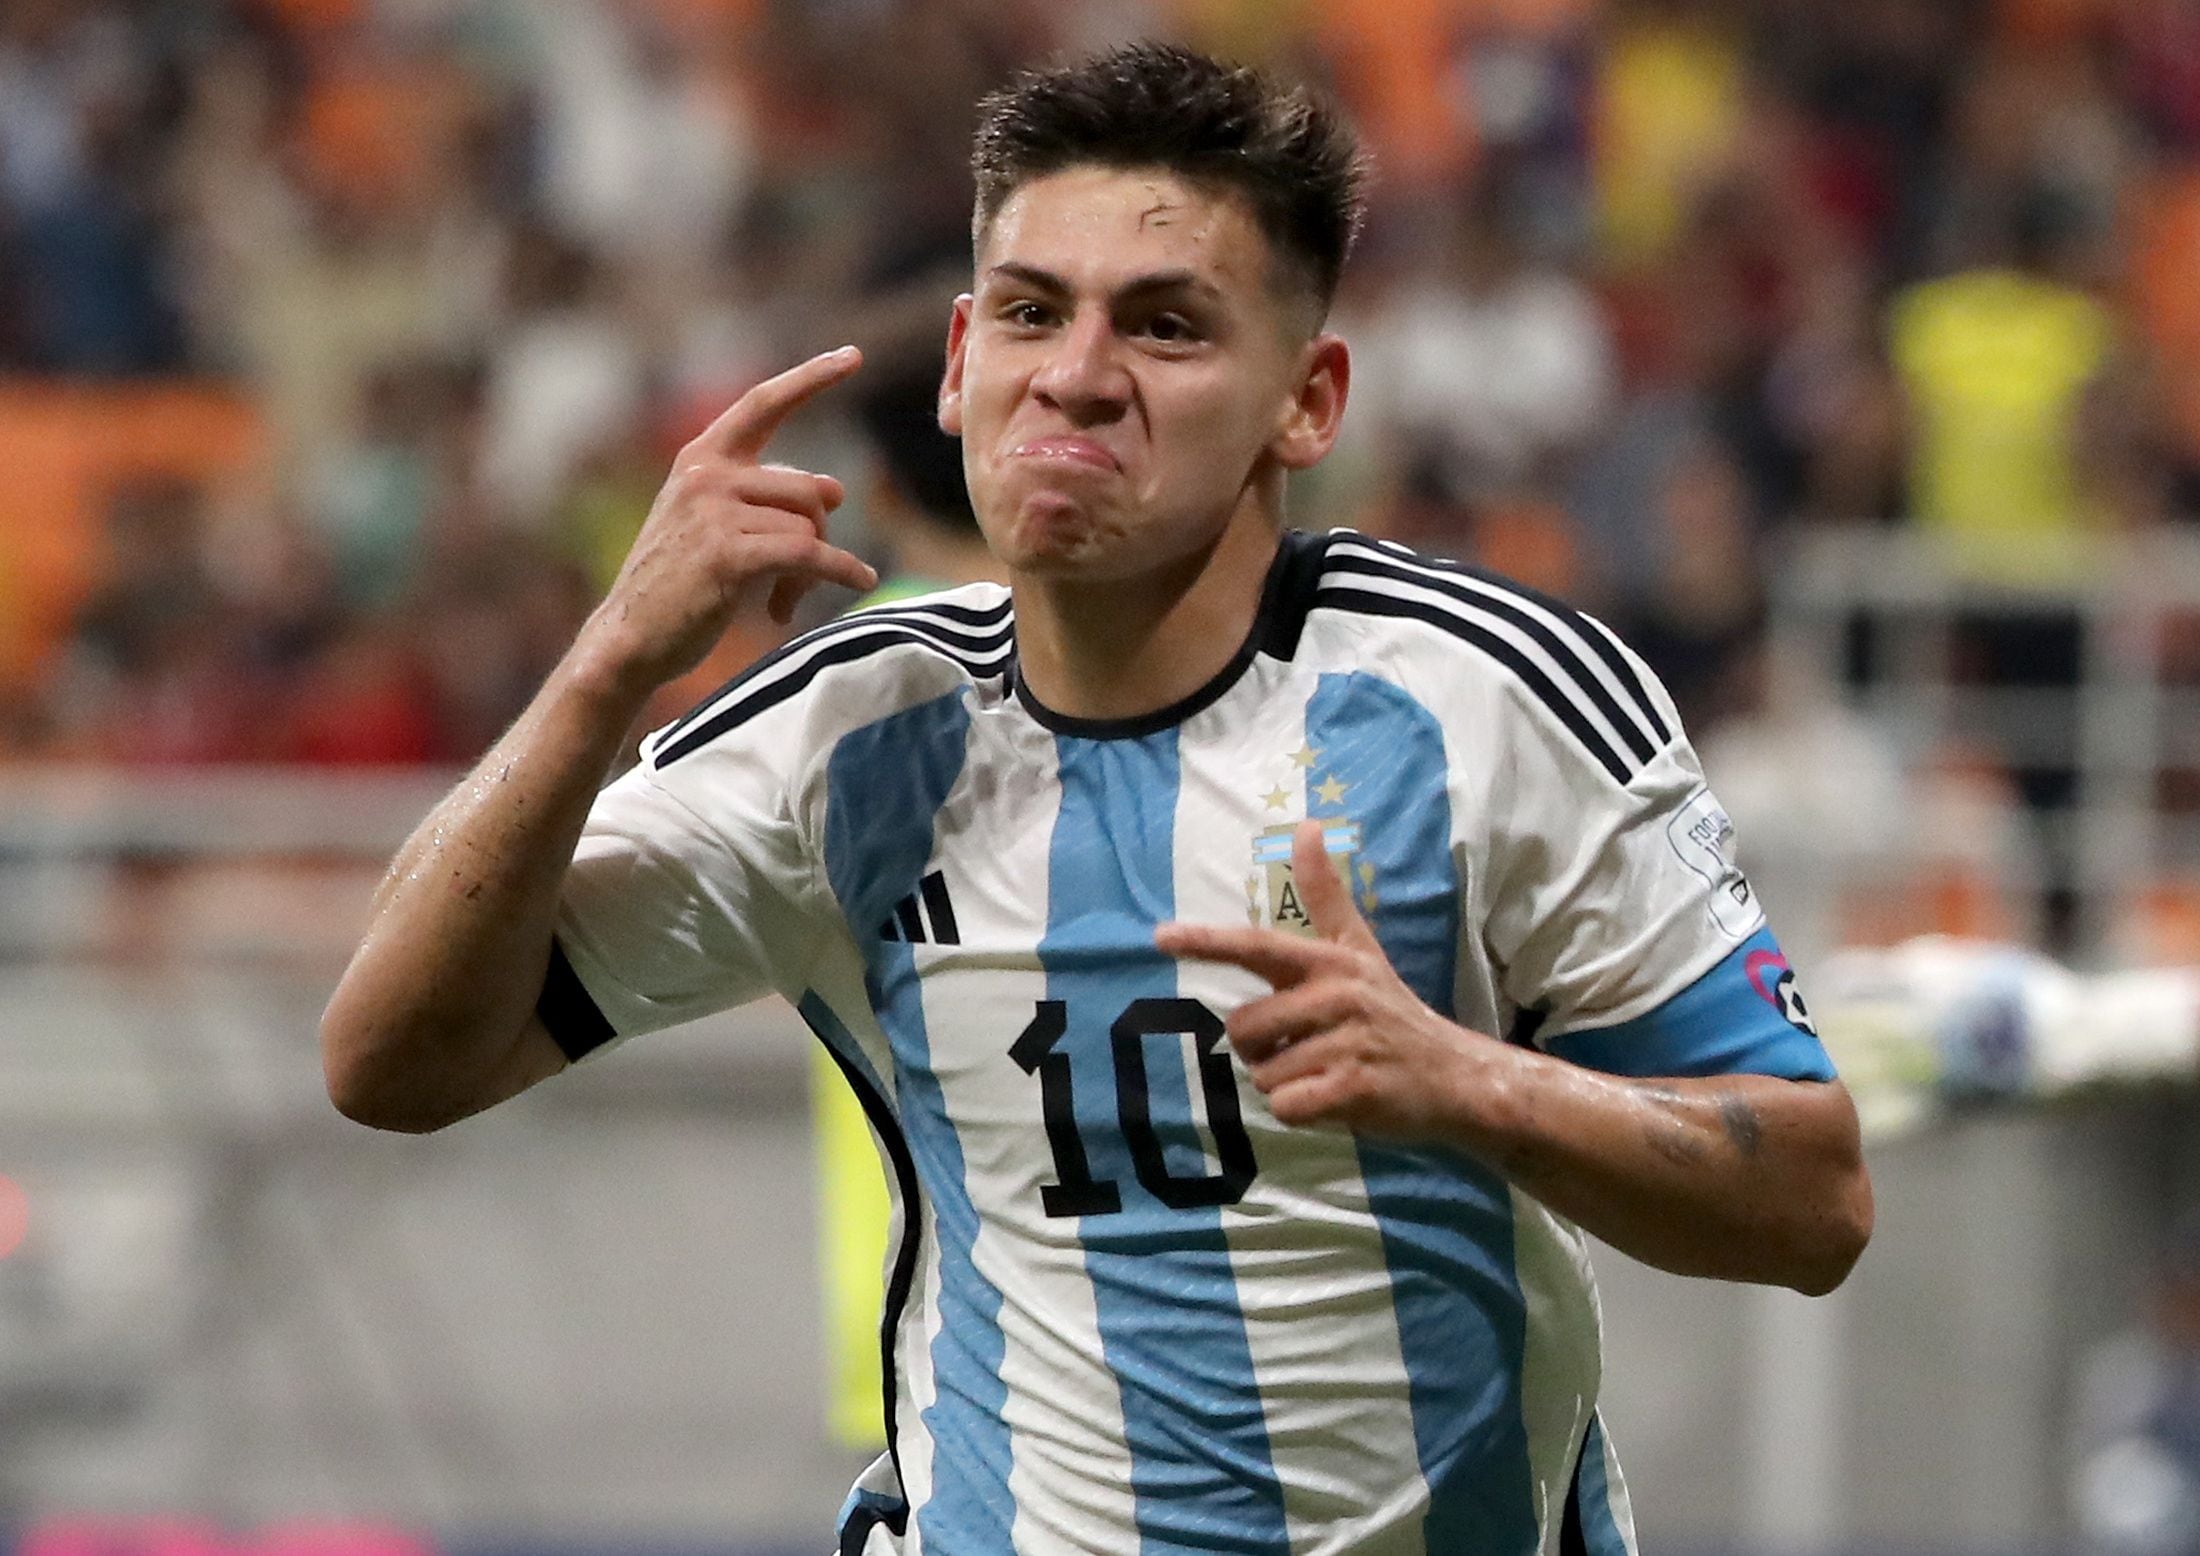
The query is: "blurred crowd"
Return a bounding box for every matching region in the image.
[2,0,2199,949]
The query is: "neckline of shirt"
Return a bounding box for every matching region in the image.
[1007,527,1329,741]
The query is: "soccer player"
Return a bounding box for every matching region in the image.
[322,43,1874,1556]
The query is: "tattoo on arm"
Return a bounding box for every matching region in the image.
[1634,1084,1764,1166]
[1717,1093,1764,1159]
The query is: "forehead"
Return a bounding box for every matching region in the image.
[977,166,1276,298]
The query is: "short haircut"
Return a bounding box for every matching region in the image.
[971,42,1367,315]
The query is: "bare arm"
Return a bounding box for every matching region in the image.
[1155,821,1873,1295]
[321,348,878,1133]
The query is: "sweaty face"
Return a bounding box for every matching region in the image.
[942,167,1319,582]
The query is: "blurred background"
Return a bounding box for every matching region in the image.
[4,0,2200,1551]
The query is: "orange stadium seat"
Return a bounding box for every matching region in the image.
[0,384,266,701]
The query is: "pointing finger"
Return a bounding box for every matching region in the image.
[1154,921,1328,989]
[693,346,863,463]
[1291,819,1378,948]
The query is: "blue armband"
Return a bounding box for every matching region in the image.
[1543,929,1836,1082]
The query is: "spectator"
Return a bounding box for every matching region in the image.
[0,0,184,372]
[476,224,644,528]
[1889,183,2125,583]
[1356,170,1616,513]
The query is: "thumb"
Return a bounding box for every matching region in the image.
[1291,818,1377,947]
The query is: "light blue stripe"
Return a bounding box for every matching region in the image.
[1305,671,1539,1553]
[1545,927,1836,1081]
[1252,818,1358,862]
[1042,732,1290,1556]
[823,694,1018,1551]
[1575,1413,1631,1555]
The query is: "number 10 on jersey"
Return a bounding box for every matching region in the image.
[1009,996,1260,1217]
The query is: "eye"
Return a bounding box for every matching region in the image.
[1002,300,1055,330]
[1142,312,1198,344]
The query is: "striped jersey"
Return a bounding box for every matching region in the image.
[541,527,1836,1556]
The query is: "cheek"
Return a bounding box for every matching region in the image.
[961,362,1026,446]
[1160,385,1278,476]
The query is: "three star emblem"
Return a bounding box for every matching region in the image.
[1242,742,1376,924]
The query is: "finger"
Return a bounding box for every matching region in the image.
[733,532,879,600]
[755,470,853,625]
[693,346,863,462]
[1264,1071,1354,1129]
[1226,981,1359,1061]
[1291,818,1379,949]
[733,464,846,527]
[1154,921,1330,989]
[1242,1028,1343,1092]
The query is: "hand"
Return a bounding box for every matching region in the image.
[580,347,880,694]
[1154,819,1496,1144]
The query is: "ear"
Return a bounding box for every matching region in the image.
[938,294,975,436]
[1271,333,1350,472]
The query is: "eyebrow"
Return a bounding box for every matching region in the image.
[983,261,1225,307]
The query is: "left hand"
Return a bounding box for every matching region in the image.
[1154,819,1498,1144]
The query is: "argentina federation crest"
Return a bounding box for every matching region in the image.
[1246,817,1366,934]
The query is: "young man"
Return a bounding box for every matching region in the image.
[322,43,1873,1556]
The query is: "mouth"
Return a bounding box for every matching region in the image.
[1008,436,1121,474]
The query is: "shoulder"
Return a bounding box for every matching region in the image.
[641,583,1014,770]
[1281,528,1677,787]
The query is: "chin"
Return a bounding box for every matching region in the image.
[999,495,1117,572]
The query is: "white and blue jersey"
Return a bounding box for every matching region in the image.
[539,528,1835,1556]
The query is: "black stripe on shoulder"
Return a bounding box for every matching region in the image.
[654,597,1012,751]
[651,612,1012,769]
[1333,534,1674,748]
[1255,526,1343,661]
[537,938,617,1062]
[1574,609,1672,741]
[1324,548,1660,768]
[856,595,1014,628]
[1313,586,1634,784]
[809,1025,920,1527]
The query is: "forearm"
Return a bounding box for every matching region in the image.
[1445,1046,1873,1294]
[320,638,651,1131]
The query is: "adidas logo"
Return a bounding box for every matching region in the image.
[878,870,960,946]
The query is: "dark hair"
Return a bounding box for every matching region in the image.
[853,344,979,535]
[971,42,1366,313]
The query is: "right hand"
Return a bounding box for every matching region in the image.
[579,346,880,694]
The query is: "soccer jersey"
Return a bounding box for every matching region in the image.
[541,527,1835,1556]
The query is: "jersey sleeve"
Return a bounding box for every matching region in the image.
[1478,641,1834,1083]
[543,738,831,1060]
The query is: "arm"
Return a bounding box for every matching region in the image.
[1156,820,1874,1295]
[321,348,878,1133]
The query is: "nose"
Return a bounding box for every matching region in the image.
[1031,310,1129,423]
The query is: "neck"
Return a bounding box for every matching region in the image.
[1011,505,1283,724]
